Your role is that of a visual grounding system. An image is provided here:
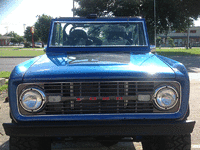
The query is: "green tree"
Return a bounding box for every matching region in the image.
[17,36,24,44]
[74,0,200,44]
[167,37,175,47]
[156,36,162,47]
[35,14,53,46]
[24,26,39,43]
[7,31,24,45]
[74,0,113,17]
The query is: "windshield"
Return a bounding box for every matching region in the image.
[50,21,147,47]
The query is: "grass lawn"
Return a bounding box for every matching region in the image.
[0,47,200,57]
[0,47,45,57]
[0,84,8,92]
[0,71,11,92]
[156,48,200,56]
[0,71,11,79]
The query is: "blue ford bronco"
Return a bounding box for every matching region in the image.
[3,16,195,150]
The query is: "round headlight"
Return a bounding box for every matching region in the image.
[154,86,178,110]
[20,88,46,112]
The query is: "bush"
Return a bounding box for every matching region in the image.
[24,42,31,48]
[167,37,175,47]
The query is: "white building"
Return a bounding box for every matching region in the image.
[158,27,200,47]
[0,36,12,46]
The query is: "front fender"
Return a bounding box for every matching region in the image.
[9,56,43,121]
[156,55,190,120]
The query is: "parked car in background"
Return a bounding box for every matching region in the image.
[35,42,42,48]
[9,42,13,46]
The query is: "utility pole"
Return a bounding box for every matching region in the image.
[73,0,75,17]
[30,27,35,48]
[187,26,190,49]
[23,24,26,35]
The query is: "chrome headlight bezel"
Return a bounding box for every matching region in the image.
[19,87,46,112]
[153,85,179,110]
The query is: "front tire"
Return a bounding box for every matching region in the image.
[9,137,51,150]
[142,134,191,150]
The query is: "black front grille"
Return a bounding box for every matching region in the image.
[44,82,154,97]
[43,82,154,114]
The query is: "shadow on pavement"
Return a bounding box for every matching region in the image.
[51,141,137,150]
[167,56,200,73]
[0,140,137,150]
[0,141,9,150]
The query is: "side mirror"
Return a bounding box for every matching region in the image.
[150,45,156,53]
[43,46,47,53]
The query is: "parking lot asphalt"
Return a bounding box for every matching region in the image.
[0,55,200,72]
[168,56,200,73]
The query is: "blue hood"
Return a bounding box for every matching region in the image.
[22,52,175,81]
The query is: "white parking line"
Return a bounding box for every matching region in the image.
[192,145,200,148]
[189,73,200,81]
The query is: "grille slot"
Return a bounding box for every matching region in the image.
[45,101,153,114]
[43,82,155,114]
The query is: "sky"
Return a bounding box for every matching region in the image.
[0,0,200,36]
[0,0,74,36]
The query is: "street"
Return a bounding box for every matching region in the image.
[0,58,30,72]
[0,56,200,149]
[0,55,200,73]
